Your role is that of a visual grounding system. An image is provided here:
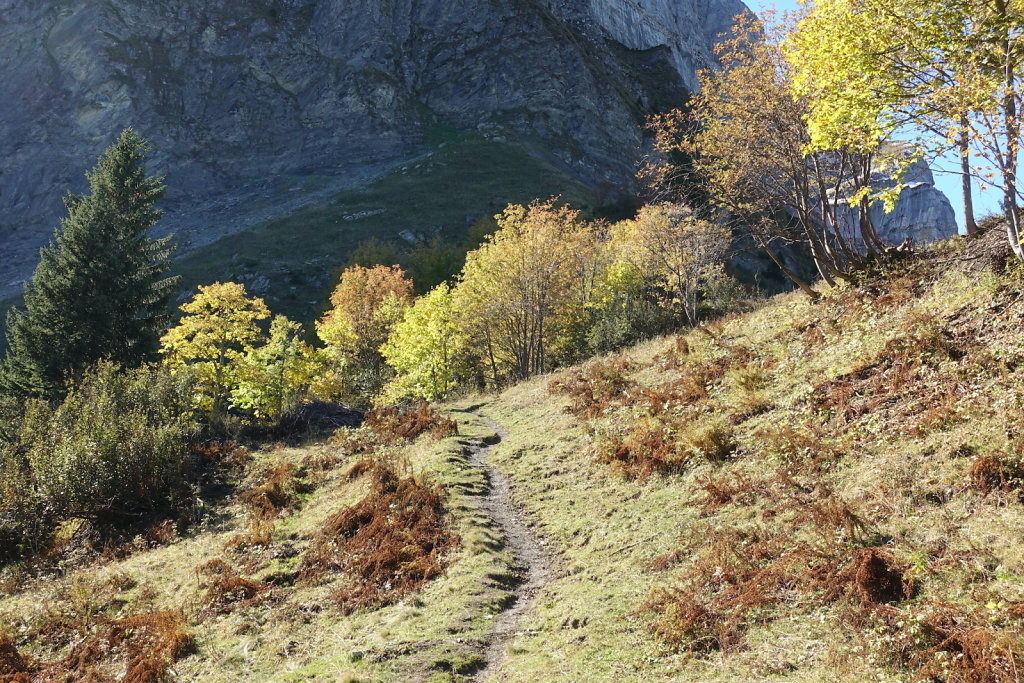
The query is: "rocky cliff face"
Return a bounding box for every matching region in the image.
[582,0,742,91]
[866,162,959,245]
[0,0,956,301]
[0,0,748,296]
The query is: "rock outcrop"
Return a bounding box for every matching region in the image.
[0,0,956,300]
[865,161,959,246]
[0,0,748,297]
[824,159,959,249]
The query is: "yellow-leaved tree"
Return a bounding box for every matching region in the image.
[787,0,1024,254]
[454,199,597,384]
[618,204,733,325]
[367,199,738,400]
[656,11,890,296]
[159,282,269,416]
[316,265,413,402]
[379,283,466,403]
[232,315,323,422]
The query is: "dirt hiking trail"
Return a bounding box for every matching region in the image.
[461,411,552,681]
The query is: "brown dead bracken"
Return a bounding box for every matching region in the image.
[826,547,913,606]
[239,462,311,519]
[4,610,194,683]
[299,464,459,614]
[196,558,270,615]
[969,453,1023,495]
[364,402,458,443]
[0,635,31,681]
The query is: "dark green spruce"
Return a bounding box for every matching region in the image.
[0,129,178,398]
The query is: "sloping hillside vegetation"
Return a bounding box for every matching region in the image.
[2,1,1023,679]
[0,135,596,343]
[169,136,597,322]
[0,405,518,682]
[3,228,1024,681]
[472,227,1024,681]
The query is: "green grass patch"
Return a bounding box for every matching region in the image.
[171,136,595,323]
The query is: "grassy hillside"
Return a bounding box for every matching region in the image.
[3,229,1024,681]
[170,136,596,322]
[473,228,1024,681]
[0,410,519,681]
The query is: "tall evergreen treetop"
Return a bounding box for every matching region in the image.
[1,128,178,398]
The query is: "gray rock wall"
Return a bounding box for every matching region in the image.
[0,0,749,296]
[868,162,959,245]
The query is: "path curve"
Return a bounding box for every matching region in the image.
[463,412,551,682]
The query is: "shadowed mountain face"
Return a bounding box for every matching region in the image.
[0,0,748,296]
[0,0,957,308]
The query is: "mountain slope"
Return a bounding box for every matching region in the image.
[0,0,963,324]
[169,135,596,321]
[0,0,747,299]
[3,227,1022,681]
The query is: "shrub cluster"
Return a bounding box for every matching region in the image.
[0,362,198,564]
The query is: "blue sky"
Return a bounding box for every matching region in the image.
[751,0,1002,233]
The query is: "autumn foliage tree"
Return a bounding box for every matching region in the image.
[616,204,733,326]
[317,265,414,361]
[788,0,1024,255]
[654,12,893,297]
[380,283,466,402]
[232,315,322,422]
[455,200,598,384]
[316,265,413,402]
[160,282,270,417]
[360,198,742,399]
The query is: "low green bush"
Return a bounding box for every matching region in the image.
[0,362,199,562]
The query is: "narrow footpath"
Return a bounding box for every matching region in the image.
[461,411,551,682]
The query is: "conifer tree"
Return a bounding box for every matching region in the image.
[0,129,177,398]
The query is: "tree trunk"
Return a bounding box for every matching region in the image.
[996,0,1023,259]
[485,332,499,388]
[750,222,819,300]
[960,117,979,236]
